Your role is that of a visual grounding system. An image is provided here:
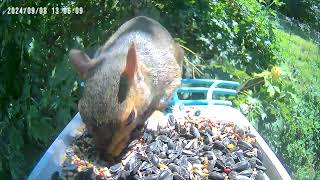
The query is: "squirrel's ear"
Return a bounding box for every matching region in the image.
[124,42,138,80]
[69,49,99,79]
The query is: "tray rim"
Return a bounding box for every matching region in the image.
[28,106,291,180]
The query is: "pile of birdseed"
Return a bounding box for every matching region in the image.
[51,106,267,180]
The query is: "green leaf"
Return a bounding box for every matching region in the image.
[8,151,25,180]
[8,126,24,151]
[260,109,267,120]
[29,117,53,144]
[56,107,71,130]
[273,86,280,93]
[267,85,275,97]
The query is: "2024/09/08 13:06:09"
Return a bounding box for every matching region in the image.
[2,6,84,15]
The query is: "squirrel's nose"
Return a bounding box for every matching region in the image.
[111,139,129,157]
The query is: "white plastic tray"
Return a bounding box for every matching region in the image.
[28,106,291,180]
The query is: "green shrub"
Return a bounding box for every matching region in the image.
[152,0,277,78]
[276,0,320,31]
[234,29,320,179]
[0,1,134,178]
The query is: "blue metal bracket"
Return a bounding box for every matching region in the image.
[171,79,240,106]
[80,78,240,107]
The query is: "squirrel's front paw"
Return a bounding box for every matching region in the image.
[145,110,167,132]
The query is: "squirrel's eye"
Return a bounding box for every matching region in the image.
[126,110,136,126]
[118,73,129,103]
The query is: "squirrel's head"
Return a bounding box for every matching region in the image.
[69,43,151,158]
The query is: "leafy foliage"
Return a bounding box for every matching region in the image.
[154,0,276,78]
[0,0,133,178]
[233,29,320,179]
[0,0,318,179]
[276,0,320,31]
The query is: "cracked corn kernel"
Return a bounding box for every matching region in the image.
[159,163,169,170]
[227,144,235,151]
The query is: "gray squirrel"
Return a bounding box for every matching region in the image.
[69,16,183,158]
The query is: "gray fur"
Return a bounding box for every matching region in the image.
[72,16,184,157]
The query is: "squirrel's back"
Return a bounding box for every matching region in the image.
[95,16,183,92]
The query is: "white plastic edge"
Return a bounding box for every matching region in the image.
[28,113,85,180]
